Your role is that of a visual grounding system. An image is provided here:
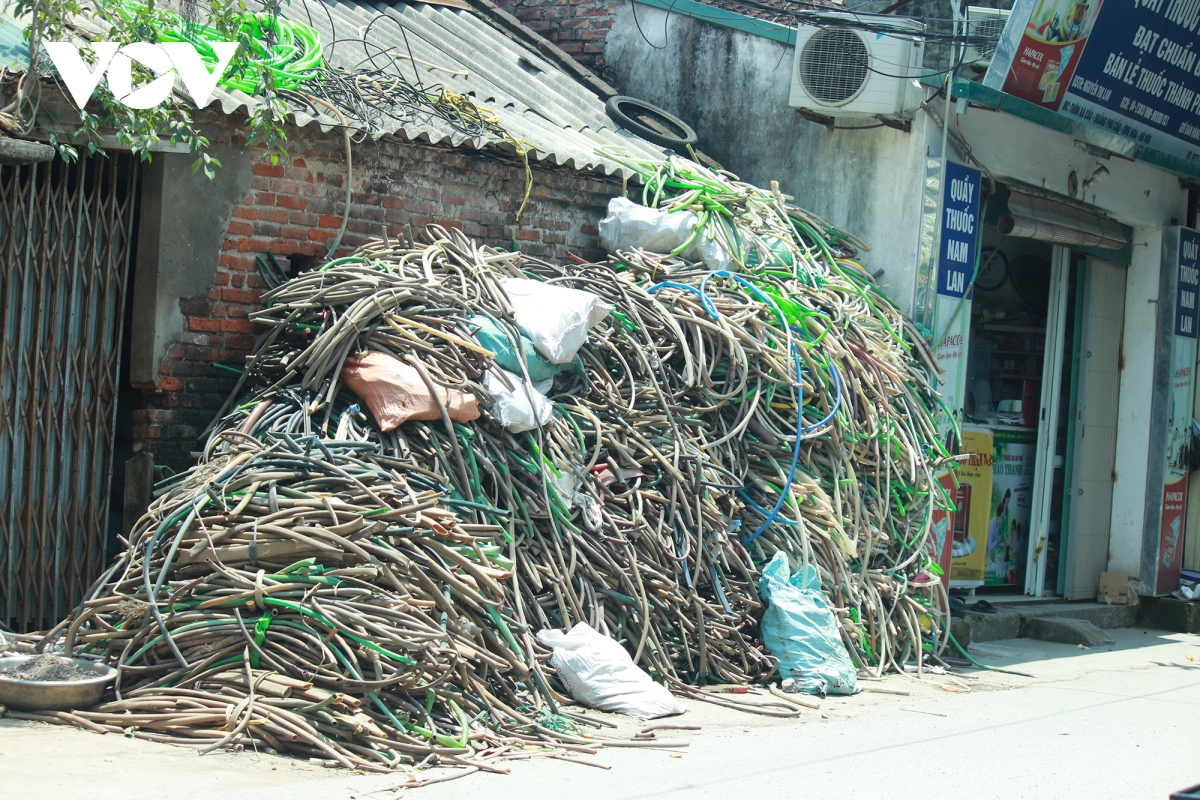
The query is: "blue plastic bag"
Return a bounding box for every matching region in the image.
[758,551,858,696]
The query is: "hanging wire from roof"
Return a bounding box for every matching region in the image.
[284,0,535,221]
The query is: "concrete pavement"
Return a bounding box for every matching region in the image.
[2,627,1197,800]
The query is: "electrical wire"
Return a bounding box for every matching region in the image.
[631,0,674,49]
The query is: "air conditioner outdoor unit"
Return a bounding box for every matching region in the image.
[964,7,1011,69]
[789,13,925,119]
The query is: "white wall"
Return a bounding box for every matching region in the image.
[1109,227,1163,581]
[954,109,1185,228]
[605,2,929,315]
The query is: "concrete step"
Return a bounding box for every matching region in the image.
[951,600,1136,645]
[1137,596,1200,633]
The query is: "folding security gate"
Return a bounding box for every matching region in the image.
[0,154,139,631]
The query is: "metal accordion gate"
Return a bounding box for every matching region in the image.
[0,154,140,632]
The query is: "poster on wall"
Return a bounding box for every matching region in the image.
[987,427,1037,586]
[929,471,958,593]
[1157,227,1199,593]
[985,0,1200,165]
[950,428,994,587]
[932,161,982,435]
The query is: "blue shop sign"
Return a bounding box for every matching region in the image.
[936,162,981,299]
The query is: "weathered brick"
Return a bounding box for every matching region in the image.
[179,298,210,316]
[181,331,214,347]
[218,319,253,334]
[225,334,256,351]
[220,288,258,305]
[188,316,220,332]
[142,112,619,472]
[141,408,173,423]
[276,194,306,210]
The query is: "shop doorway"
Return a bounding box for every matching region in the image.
[1032,253,1125,599]
[957,236,1125,599]
[959,237,1058,594]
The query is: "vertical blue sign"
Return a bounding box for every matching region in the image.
[1179,228,1199,340]
[936,162,981,299]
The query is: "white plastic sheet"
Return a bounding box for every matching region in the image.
[537,623,684,718]
[598,196,731,271]
[484,368,554,432]
[504,278,612,365]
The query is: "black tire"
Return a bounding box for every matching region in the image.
[605,96,697,152]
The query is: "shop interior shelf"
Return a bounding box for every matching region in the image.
[975,322,1045,333]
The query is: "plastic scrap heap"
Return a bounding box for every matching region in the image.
[27,156,954,782]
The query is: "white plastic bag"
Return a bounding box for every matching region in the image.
[599,196,693,254]
[504,278,612,365]
[1175,579,1200,601]
[484,368,554,432]
[598,197,731,271]
[537,623,684,718]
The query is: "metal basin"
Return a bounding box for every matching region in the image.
[0,656,117,712]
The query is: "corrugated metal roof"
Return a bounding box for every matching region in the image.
[0,2,31,69]
[202,0,667,176]
[8,1,665,175]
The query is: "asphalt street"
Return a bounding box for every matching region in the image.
[3,628,1197,800]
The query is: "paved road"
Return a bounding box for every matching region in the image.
[3,628,1197,800]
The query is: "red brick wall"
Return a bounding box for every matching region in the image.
[132,117,621,471]
[494,0,616,72]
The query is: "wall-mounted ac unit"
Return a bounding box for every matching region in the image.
[789,13,925,119]
[964,7,1011,69]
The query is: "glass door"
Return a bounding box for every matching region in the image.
[1025,247,1071,596]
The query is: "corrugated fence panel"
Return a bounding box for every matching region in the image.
[0,154,138,631]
